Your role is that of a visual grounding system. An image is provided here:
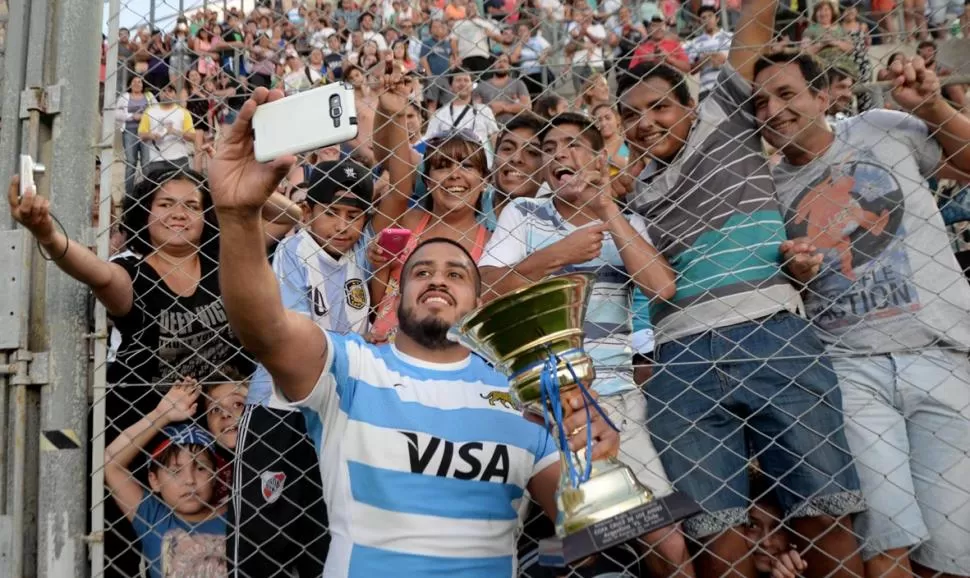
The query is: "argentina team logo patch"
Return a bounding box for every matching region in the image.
[260,471,286,504]
[345,279,366,310]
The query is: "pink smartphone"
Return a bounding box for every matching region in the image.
[378,228,412,256]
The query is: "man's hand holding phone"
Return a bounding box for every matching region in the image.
[209,86,296,215]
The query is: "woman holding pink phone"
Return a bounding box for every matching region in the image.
[367,75,491,344]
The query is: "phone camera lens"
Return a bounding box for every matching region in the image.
[329,94,342,119]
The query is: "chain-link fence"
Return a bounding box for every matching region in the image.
[4,0,970,575]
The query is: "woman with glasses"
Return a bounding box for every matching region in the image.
[367,74,492,344]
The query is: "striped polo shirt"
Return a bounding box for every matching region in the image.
[279,331,558,578]
[630,66,801,345]
[684,29,733,95]
[480,197,652,396]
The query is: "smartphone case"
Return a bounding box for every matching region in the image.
[252,83,359,162]
[379,229,412,254]
[19,155,37,200]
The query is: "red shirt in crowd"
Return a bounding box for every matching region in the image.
[629,38,690,70]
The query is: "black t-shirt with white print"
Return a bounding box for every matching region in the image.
[105,254,252,435]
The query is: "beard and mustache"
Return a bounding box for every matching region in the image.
[397,302,460,350]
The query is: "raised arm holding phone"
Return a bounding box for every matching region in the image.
[208,86,621,578]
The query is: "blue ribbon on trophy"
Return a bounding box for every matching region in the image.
[450,273,701,567]
[535,346,617,488]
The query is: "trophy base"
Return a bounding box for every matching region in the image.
[538,492,701,568]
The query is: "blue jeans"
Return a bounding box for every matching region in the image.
[122,128,147,197]
[647,312,864,538]
[939,186,970,226]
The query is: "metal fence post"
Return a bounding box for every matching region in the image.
[35,0,102,574]
[0,0,52,575]
[0,0,29,199]
[90,0,123,574]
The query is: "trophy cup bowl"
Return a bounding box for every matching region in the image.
[449,273,699,565]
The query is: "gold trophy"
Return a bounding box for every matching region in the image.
[449,273,699,566]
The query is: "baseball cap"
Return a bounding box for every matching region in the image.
[150,424,216,461]
[305,159,373,211]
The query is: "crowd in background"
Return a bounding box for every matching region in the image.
[44,0,970,575]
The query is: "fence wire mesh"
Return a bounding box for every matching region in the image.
[31,0,970,575]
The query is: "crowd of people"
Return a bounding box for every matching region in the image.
[38,0,970,575]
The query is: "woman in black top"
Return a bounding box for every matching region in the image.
[8,167,300,435]
[181,69,212,171]
[211,69,245,128]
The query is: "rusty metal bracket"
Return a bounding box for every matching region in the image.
[19,84,62,118]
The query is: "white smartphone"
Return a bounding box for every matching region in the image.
[19,155,42,201]
[252,83,359,163]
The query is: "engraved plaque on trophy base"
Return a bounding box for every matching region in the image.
[537,492,702,568]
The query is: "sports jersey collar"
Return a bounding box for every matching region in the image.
[297,229,355,266]
[390,343,472,371]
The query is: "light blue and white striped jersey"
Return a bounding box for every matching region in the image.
[248,231,371,406]
[277,332,559,578]
[479,197,651,396]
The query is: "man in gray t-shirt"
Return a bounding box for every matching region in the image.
[473,55,531,125]
[754,52,970,577]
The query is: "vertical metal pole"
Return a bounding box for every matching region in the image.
[0,2,9,94]
[0,1,31,198]
[150,0,156,28]
[36,0,100,574]
[0,5,26,573]
[2,0,51,574]
[179,0,185,14]
[90,0,122,574]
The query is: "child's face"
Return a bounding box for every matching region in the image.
[149,447,216,517]
[744,502,791,574]
[205,382,248,450]
[305,202,367,257]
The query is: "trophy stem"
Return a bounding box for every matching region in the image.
[554,449,658,537]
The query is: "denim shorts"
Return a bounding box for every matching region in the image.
[646,312,865,538]
[836,349,970,574]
